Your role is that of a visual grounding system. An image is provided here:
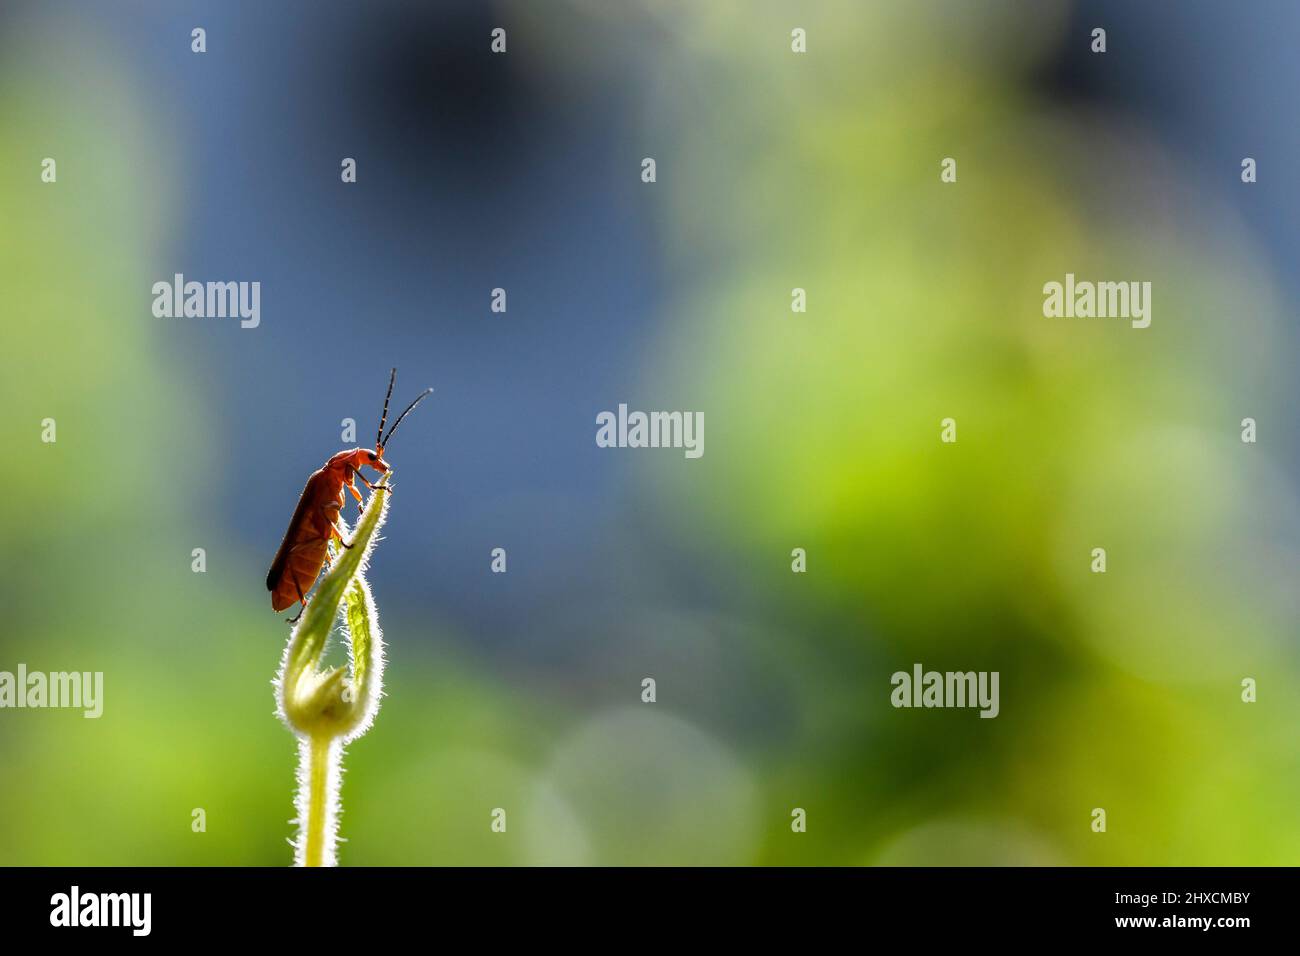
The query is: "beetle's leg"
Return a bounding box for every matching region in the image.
[330,519,355,550]
[346,479,365,513]
[357,472,391,494]
[287,580,308,624]
[354,472,391,519]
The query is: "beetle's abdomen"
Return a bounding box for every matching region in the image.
[271,538,330,612]
[267,468,344,612]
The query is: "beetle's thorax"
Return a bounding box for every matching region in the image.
[324,448,387,476]
[326,448,364,467]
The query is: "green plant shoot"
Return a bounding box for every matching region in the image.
[274,475,390,867]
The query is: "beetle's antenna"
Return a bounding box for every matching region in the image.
[376,368,397,451]
[380,388,434,451]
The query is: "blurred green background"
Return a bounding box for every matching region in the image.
[1,0,1296,865]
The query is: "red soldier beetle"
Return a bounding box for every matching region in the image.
[267,368,432,622]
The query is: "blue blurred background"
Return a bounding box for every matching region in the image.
[1,0,1296,865]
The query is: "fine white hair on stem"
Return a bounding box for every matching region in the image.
[291,736,343,867]
[273,477,391,867]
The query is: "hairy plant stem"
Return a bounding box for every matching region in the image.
[275,477,389,867]
[304,734,334,868]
